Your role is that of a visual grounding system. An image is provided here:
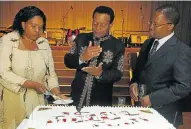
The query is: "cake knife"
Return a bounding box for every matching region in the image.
[44,91,62,100]
[76,105,82,113]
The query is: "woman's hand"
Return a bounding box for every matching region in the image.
[50,87,69,100]
[22,80,47,94]
[56,93,69,100]
[34,83,47,94]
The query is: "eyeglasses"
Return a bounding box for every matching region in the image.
[28,23,43,32]
[148,21,172,28]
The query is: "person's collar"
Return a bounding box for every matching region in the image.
[93,33,110,41]
[156,32,174,45]
[8,31,45,43]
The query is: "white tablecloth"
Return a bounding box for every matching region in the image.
[16,119,28,129]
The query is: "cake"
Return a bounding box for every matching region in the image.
[24,105,175,129]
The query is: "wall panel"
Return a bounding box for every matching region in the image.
[0,1,151,36]
[1,1,190,45]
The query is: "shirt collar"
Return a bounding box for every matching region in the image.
[156,32,174,45]
[93,33,110,41]
[9,31,46,43]
[8,31,48,49]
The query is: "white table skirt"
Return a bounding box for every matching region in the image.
[16,119,28,129]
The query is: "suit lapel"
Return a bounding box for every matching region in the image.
[135,38,154,75]
[141,38,154,66]
[144,35,177,68]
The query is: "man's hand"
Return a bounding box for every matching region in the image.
[130,83,139,102]
[80,41,102,62]
[140,95,152,107]
[82,62,103,76]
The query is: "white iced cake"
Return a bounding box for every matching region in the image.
[25,105,175,129]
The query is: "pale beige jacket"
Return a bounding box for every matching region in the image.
[0,31,59,94]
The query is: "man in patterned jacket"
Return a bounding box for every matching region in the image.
[64,6,125,110]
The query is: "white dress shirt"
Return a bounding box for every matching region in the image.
[152,32,174,51]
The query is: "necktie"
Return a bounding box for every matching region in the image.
[148,40,159,58]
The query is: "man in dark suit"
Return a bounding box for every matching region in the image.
[64,6,125,111]
[130,4,191,127]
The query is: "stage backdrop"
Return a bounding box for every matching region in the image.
[0,1,151,36]
[0,1,191,46]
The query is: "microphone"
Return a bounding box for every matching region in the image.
[140,5,144,19]
[121,9,124,22]
[140,5,142,10]
[71,6,73,10]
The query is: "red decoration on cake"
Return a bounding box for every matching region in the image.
[72,118,76,121]
[47,120,53,124]
[63,112,69,115]
[101,116,108,119]
[89,117,93,120]
[140,117,149,121]
[107,124,112,126]
[130,118,139,123]
[74,112,81,115]
[90,114,96,116]
[63,119,66,122]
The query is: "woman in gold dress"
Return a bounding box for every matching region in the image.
[0,6,68,129]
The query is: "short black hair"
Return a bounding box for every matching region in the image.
[92,6,115,24]
[12,6,46,36]
[156,4,180,26]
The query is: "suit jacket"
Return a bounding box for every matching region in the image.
[131,35,191,126]
[64,32,125,106]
